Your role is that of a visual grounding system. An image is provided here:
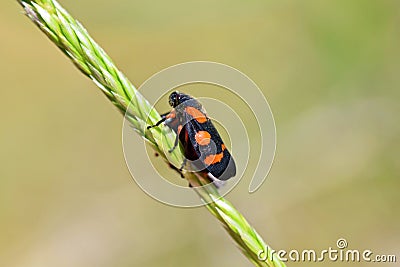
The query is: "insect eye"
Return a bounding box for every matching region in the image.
[169,91,179,107]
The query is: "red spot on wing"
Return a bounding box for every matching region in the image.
[184,129,189,143]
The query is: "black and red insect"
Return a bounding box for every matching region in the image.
[147,91,236,181]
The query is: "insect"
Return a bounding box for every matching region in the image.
[147,91,236,181]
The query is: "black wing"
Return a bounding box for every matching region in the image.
[182,112,236,181]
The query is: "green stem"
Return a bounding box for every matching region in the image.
[18,1,286,266]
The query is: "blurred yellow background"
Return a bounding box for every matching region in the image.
[1,0,399,266]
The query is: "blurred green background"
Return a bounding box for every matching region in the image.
[1,0,399,266]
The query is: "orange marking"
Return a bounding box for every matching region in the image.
[167,110,176,119]
[204,152,224,166]
[221,144,226,151]
[177,125,183,134]
[195,131,211,146]
[185,106,207,123]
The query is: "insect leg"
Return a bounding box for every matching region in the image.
[179,158,187,172]
[147,112,169,129]
[168,133,180,153]
[168,163,184,178]
[168,125,182,153]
